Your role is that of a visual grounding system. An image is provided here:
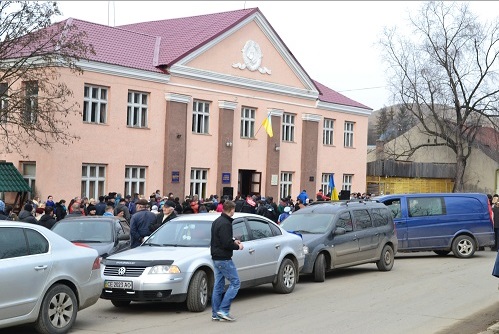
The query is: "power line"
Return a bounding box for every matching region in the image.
[337,85,387,93]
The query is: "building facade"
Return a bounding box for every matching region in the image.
[1,8,372,202]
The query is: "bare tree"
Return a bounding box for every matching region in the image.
[381,1,499,192]
[0,1,94,156]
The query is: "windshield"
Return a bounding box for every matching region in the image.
[144,220,212,247]
[53,220,113,243]
[280,213,335,234]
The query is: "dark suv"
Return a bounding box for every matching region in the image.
[280,201,398,282]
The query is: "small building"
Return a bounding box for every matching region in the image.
[367,124,499,195]
[0,8,372,202]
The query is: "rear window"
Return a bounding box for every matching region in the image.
[371,208,390,227]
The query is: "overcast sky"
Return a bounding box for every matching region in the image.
[56,1,499,111]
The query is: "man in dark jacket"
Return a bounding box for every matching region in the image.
[38,207,56,229]
[95,196,107,216]
[130,199,156,248]
[18,203,37,224]
[114,197,131,223]
[149,201,177,233]
[210,200,243,322]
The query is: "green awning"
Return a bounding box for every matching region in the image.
[0,162,32,192]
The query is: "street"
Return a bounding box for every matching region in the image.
[4,250,499,334]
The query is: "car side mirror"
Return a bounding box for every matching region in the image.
[334,227,346,235]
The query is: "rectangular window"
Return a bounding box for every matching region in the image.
[24,81,38,124]
[0,83,8,123]
[22,162,36,198]
[83,84,107,124]
[280,172,293,199]
[323,118,334,145]
[282,113,295,142]
[344,121,354,147]
[342,174,353,191]
[124,166,146,196]
[321,173,332,196]
[240,107,255,138]
[127,91,148,128]
[81,164,106,199]
[192,100,210,134]
[190,168,207,199]
[408,197,446,217]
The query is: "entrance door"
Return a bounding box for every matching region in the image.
[238,170,261,197]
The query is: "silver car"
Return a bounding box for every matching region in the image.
[101,213,306,312]
[0,222,103,334]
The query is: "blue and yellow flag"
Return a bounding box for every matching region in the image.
[262,113,273,137]
[329,173,339,201]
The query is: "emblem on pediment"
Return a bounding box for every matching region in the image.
[232,40,271,75]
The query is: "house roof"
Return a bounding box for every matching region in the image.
[0,162,32,192]
[313,80,371,110]
[9,8,371,110]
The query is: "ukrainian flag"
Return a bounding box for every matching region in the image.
[329,173,339,201]
[262,113,273,137]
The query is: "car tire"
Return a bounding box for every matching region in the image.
[452,235,476,258]
[376,244,394,271]
[434,250,451,256]
[186,270,209,312]
[35,284,78,334]
[313,253,326,282]
[272,258,297,294]
[111,300,131,307]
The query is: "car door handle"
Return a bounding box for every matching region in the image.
[248,248,255,254]
[275,244,280,249]
[35,265,48,271]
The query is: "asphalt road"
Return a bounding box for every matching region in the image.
[3,250,499,334]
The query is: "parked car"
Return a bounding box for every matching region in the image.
[100,213,306,312]
[280,201,397,282]
[0,222,103,334]
[52,216,131,258]
[375,192,495,258]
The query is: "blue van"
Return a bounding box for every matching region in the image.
[375,193,494,258]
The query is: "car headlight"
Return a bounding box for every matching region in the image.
[302,245,309,255]
[149,265,181,274]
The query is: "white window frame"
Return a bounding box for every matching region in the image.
[344,121,354,147]
[0,83,8,123]
[192,100,210,134]
[22,162,36,198]
[282,113,295,142]
[127,91,148,128]
[81,164,106,199]
[321,173,331,196]
[240,107,255,138]
[280,172,293,199]
[323,118,334,145]
[190,168,207,199]
[124,166,146,197]
[83,84,107,124]
[24,81,38,124]
[343,174,353,191]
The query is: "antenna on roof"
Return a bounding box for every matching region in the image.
[244,1,246,9]
[107,1,115,27]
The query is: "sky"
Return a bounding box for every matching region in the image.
[55,1,499,111]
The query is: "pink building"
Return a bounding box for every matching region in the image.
[1,8,372,203]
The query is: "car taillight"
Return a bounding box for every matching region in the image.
[92,257,101,270]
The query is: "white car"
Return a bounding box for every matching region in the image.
[101,213,306,311]
[0,222,103,334]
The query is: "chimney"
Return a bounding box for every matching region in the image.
[376,140,385,160]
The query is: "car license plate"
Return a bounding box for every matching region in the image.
[105,280,133,289]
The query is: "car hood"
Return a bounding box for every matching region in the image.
[105,245,209,262]
[298,233,325,245]
[73,241,114,257]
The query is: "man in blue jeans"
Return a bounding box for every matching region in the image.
[211,200,243,321]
